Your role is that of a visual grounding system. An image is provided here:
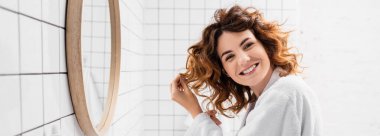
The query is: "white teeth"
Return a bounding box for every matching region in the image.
[242,64,257,75]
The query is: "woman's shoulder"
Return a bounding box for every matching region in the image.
[263,74,315,103]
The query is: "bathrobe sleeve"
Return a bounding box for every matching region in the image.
[184,112,223,136]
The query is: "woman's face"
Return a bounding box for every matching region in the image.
[217,29,272,87]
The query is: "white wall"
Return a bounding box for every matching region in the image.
[2,0,379,135]
[0,0,145,135]
[298,0,380,135]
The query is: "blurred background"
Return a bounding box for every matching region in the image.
[1,0,379,135]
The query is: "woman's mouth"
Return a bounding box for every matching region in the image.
[239,63,259,76]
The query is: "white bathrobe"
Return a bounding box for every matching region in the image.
[184,69,322,136]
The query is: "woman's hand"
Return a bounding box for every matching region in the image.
[170,74,202,118]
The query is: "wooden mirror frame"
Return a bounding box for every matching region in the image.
[65,0,121,135]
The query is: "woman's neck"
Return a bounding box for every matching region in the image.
[250,67,274,98]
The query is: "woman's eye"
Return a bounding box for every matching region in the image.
[225,55,234,62]
[243,42,254,50]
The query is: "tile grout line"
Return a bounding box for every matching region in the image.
[17,0,23,134]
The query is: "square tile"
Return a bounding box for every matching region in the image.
[144,9,158,24]
[144,116,158,129]
[42,0,59,25]
[174,40,189,55]
[0,0,18,11]
[42,24,60,73]
[43,74,60,123]
[159,101,174,114]
[144,0,158,8]
[19,0,41,19]
[190,0,204,8]
[159,9,174,24]
[267,0,282,9]
[159,85,171,100]
[221,0,236,8]
[143,131,159,136]
[144,86,159,100]
[0,76,21,135]
[19,15,42,73]
[144,40,158,55]
[144,71,158,85]
[143,56,158,70]
[0,10,19,74]
[174,55,187,70]
[159,25,174,39]
[174,0,189,8]
[205,0,221,9]
[144,25,159,39]
[21,75,43,131]
[59,0,66,27]
[190,9,205,24]
[189,24,203,40]
[160,130,173,136]
[174,25,189,40]
[174,9,189,24]
[159,40,174,55]
[43,120,61,136]
[159,0,174,8]
[252,0,267,9]
[158,70,174,85]
[144,101,158,114]
[159,116,173,129]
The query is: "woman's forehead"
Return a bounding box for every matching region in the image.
[218,30,256,48]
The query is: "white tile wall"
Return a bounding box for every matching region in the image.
[19,15,42,73]
[0,9,19,74]
[1,0,145,135]
[19,0,41,19]
[2,0,379,135]
[0,76,21,135]
[21,75,43,131]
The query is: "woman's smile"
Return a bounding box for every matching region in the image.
[239,62,259,76]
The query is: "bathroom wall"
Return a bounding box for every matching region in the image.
[2,0,379,136]
[142,0,298,135]
[0,0,145,135]
[298,0,380,135]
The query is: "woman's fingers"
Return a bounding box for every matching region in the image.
[206,110,221,125]
[206,110,217,116]
[179,77,190,93]
[210,116,222,126]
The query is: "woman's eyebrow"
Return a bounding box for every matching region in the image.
[240,37,250,46]
[220,50,232,59]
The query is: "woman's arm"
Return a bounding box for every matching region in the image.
[170,74,223,136]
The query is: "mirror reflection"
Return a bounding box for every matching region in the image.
[81,0,111,126]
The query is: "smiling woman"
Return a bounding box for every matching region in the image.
[170,5,322,136]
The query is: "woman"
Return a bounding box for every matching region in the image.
[170,5,322,136]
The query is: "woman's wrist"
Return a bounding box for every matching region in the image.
[190,106,203,118]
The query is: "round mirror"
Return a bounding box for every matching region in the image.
[81,0,111,127]
[66,0,121,135]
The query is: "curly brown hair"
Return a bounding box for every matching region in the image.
[180,5,300,117]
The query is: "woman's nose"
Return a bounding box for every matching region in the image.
[238,52,251,66]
